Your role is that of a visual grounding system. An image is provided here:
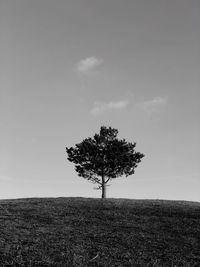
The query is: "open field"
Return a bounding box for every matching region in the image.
[0,197,200,266]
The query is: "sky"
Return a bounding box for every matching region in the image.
[0,0,200,201]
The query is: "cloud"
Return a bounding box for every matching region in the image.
[77,56,103,73]
[137,96,168,115]
[91,100,129,115]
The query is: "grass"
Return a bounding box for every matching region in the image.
[0,197,200,266]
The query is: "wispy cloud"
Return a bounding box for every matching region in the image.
[137,96,168,115]
[91,100,129,115]
[77,56,103,74]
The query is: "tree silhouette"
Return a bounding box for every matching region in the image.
[66,126,144,198]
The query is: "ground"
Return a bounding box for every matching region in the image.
[0,197,200,266]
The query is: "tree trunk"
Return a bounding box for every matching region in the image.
[101,174,106,199]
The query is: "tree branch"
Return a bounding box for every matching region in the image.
[105,177,111,184]
[90,177,102,185]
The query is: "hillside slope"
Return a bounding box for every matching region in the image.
[0,197,200,266]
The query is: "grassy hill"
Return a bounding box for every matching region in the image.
[0,197,200,266]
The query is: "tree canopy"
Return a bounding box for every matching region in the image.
[66,126,144,198]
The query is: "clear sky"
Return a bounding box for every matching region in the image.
[1,0,200,201]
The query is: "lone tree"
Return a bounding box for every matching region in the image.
[66,126,144,199]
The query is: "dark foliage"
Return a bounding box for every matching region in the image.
[66,126,144,197]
